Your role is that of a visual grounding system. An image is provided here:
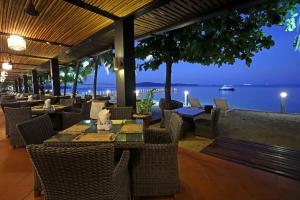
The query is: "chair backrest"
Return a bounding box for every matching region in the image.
[1,101,19,112]
[214,98,229,110]
[59,98,74,107]
[17,114,55,145]
[107,107,133,120]
[167,112,183,143]
[4,107,32,146]
[90,100,107,119]
[211,108,221,136]
[81,101,92,119]
[188,98,202,108]
[27,144,114,200]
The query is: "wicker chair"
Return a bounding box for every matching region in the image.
[188,98,203,109]
[1,101,20,137]
[61,102,92,129]
[194,108,221,139]
[59,98,74,107]
[17,114,56,196]
[132,112,183,197]
[26,144,130,200]
[107,107,133,120]
[4,107,32,148]
[159,98,183,128]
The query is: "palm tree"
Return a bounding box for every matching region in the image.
[59,66,74,96]
[86,50,114,98]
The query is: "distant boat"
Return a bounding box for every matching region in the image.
[219,85,235,91]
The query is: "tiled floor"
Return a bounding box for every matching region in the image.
[0,111,300,200]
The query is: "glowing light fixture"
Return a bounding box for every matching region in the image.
[135,90,140,97]
[2,62,12,70]
[184,90,189,106]
[1,71,8,77]
[280,91,288,113]
[82,60,89,67]
[280,92,288,98]
[106,90,110,96]
[7,35,26,51]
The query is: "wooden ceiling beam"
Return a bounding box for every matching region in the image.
[129,0,173,19]
[0,32,72,48]
[63,0,120,21]
[0,52,51,60]
[7,62,40,67]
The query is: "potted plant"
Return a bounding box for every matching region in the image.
[136,89,155,116]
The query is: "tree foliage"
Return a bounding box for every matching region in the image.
[135,0,298,103]
[284,3,300,51]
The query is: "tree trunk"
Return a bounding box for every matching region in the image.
[72,63,80,99]
[93,59,99,99]
[165,60,172,101]
[63,68,67,96]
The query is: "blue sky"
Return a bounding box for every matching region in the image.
[84,25,300,85]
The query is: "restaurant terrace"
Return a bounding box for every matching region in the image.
[0,0,299,200]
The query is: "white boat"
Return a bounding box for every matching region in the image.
[219,85,235,91]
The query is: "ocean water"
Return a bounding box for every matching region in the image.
[63,85,300,114]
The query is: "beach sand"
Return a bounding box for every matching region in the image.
[219,109,300,150]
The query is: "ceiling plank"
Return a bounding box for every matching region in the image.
[0,52,51,60]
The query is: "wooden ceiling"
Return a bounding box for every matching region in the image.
[0,0,152,79]
[0,0,266,80]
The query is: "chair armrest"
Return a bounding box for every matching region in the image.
[113,150,130,179]
[112,150,130,199]
[144,128,171,144]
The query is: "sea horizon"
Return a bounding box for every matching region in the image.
[57,84,300,114]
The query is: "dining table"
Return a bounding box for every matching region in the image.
[31,104,70,115]
[32,105,71,131]
[173,107,206,133]
[44,119,145,148]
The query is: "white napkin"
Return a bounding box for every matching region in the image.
[28,95,33,101]
[44,99,51,109]
[97,109,111,124]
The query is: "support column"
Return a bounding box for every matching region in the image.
[23,75,29,93]
[50,58,60,96]
[114,17,136,108]
[32,70,39,94]
[18,77,22,93]
[14,80,18,93]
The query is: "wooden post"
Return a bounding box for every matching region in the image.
[114,17,136,108]
[23,75,29,93]
[32,70,39,94]
[14,80,18,93]
[18,77,22,92]
[50,58,60,96]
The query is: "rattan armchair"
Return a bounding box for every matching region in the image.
[159,98,183,128]
[107,107,133,120]
[194,108,221,138]
[1,101,20,137]
[26,144,130,200]
[59,98,74,107]
[61,101,91,129]
[4,107,32,148]
[131,112,183,197]
[17,114,56,196]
